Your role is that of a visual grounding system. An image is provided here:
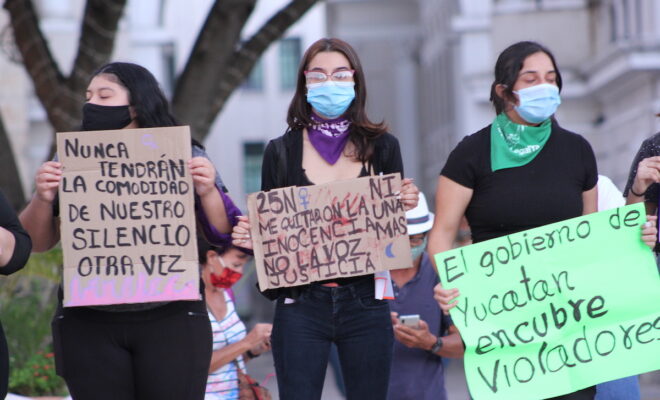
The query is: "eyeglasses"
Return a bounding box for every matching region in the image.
[304,70,355,84]
[409,234,426,246]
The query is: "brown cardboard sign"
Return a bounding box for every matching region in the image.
[247,174,412,290]
[56,126,200,307]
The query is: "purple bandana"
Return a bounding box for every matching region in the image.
[308,114,351,165]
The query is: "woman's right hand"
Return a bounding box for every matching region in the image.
[631,156,660,195]
[245,323,272,354]
[232,215,253,249]
[433,282,460,315]
[35,161,62,203]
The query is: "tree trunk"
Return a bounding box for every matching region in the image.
[172,0,257,140]
[2,0,127,205]
[2,0,316,209]
[0,115,26,211]
[174,0,319,142]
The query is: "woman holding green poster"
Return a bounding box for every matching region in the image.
[428,41,657,399]
[19,62,242,400]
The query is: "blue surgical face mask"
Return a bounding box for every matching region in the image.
[410,236,428,261]
[306,81,355,119]
[514,83,561,124]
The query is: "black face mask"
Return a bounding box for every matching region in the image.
[81,103,133,131]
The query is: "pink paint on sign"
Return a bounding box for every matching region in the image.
[64,272,199,307]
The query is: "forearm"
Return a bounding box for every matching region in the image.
[437,332,464,358]
[428,228,457,266]
[199,189,231,235]
[626,193,644,205]
[19,197,59,252]
[0,227,16,267]
[208,339,252,373]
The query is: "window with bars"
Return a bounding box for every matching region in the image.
[243,142,265,194]
[279,37,302,90]
[243,58,265,91]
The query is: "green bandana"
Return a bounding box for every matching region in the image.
[490,113,551,172]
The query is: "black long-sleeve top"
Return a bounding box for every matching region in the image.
[0,190,31,275]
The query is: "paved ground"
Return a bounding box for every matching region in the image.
[248,353,660,400]
[4,357,659,399]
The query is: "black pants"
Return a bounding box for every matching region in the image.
[272,279,394,400]
[52,300,212,400]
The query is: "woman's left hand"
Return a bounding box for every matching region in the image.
[399,178,419,211]
[189,157,216,197]
[641,215,657,249]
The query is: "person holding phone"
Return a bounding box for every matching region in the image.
[388,192,463,400]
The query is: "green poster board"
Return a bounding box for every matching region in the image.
[435,203,660,399]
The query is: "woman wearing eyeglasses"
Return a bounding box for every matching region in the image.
[231,38,419,399]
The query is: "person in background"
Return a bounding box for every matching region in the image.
[0,190,32,399]
[388,192,463,400]
[594,176,641,400]
[624,128,660,272]
[198,238,272,400]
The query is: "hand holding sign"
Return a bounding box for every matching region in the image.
[188,156,217,197]
[35,161,63,203]
[641,214,657,248]
[433,282,459,315]
[232,216,253,249]
[399,178,420,211]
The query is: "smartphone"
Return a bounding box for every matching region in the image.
[399,314,420,328]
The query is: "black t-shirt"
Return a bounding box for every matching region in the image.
[441,120,598,243]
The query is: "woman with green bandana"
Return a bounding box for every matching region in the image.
[427,41,656,400]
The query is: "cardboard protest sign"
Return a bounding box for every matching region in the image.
[435,203,660,400]
[57,127,200,307]
[247,174,412,290]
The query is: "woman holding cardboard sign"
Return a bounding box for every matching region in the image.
[429,42,657,399]
[19,62,242,400]
[231,38,419,399]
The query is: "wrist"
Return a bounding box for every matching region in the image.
[630,179,650,197]
[429,336,444,354]
[246,349,260,359]
[630,183,648,197]
[424,334,437,351]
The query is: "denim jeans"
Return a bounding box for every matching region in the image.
[271,279,393,400]
[596,376,640,400]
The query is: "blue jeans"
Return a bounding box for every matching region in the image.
[596,376,640,400]
[271,279,393,400]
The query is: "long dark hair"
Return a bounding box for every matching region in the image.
[287,38,387,162]
[197,235,228,266]
[93,62,179,128]
[489,41,563,115]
